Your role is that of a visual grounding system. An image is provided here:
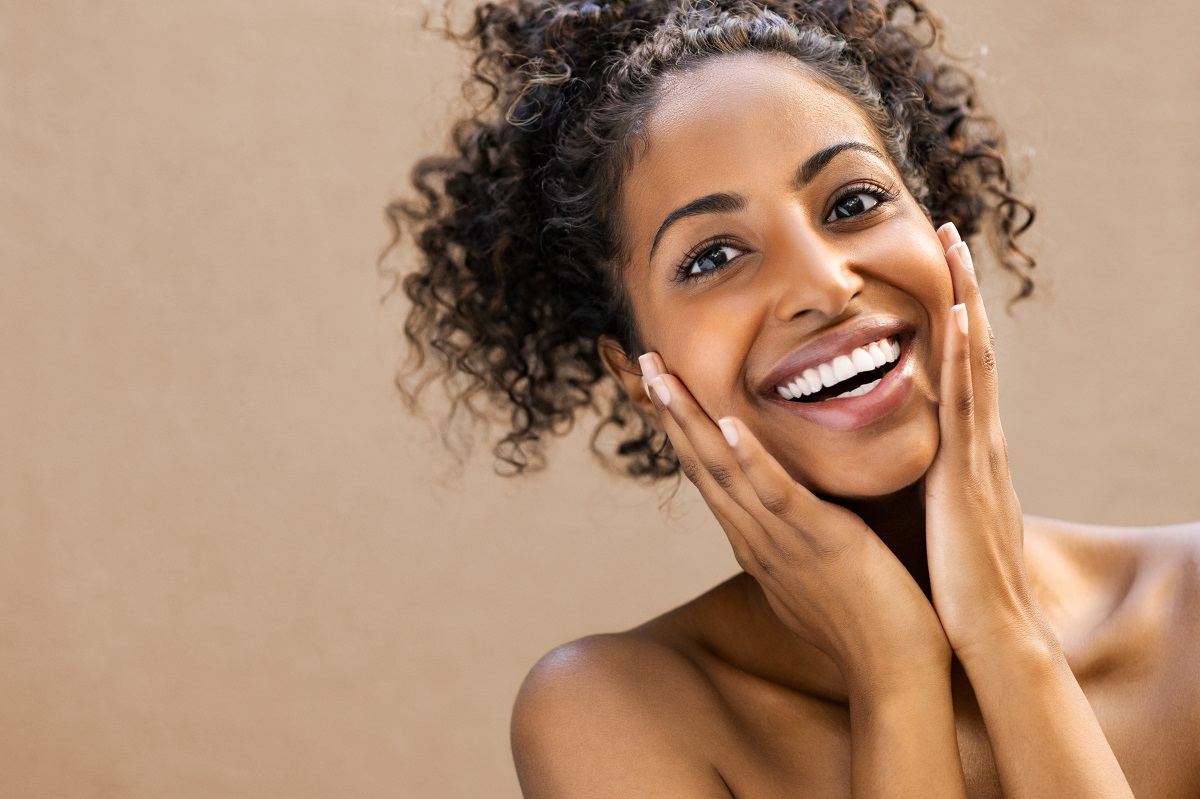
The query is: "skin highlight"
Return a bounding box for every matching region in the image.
[510,52,1200,799]
[390,3,1200,796]
[609,53,952,499]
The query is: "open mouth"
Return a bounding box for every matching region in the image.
[775,337,902,403]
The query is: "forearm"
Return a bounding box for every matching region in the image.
[960,627,1135,798]
[847,660,968,798]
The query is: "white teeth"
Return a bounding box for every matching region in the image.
[832,355,855,382]
[775,337,903,400]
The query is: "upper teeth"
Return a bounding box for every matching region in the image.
[775,337,901,400]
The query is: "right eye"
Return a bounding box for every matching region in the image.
[682,243,745,279]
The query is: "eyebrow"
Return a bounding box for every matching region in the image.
[647,141,888,263]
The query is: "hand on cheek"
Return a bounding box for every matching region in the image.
[637,352,951,685]
[925,223,1045,662]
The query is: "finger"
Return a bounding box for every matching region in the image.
[638,353,766,532]
[939,300,976,460]
[640,363,787,578]
[645,370,763,512]
[945,238,999,425]
[716,416,859,562]
[936,220,962,253]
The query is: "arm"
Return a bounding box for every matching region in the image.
[642,364,968,798]
[925,226,1135,798]
[845,656,965,798]
[960,629,1134,798]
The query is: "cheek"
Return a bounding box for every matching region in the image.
[858,213,953,304]
[653,300,759,419]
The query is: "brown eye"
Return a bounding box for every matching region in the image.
[686,244,744,277]
[826,192,880,222]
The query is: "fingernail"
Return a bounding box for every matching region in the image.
[938,221,961,245]
[953,303,969,336]
[950,241,974,273]
[647,375,670,406]
[638,353,660,381]
[718,418,739,448]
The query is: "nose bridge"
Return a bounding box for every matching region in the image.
[766,213,863,321]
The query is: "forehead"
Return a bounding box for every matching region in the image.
[621,52,886,241]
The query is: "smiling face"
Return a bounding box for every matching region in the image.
[611,52,956,499]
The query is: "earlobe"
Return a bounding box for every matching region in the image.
[597,335,661,427]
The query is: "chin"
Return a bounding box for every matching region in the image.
[783,422,940,501]
[816,452,933,501]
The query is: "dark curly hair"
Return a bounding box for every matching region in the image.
[384,0,1035,479]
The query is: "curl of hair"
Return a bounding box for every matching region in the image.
[385,0,1036,479]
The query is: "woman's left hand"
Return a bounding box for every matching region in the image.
[924,223,1047,663]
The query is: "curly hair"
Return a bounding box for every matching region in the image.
[385,0,1036,479]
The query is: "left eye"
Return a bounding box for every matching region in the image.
[686,244,744,276]
[826,192,880,222]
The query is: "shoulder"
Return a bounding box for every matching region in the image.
[1026,515,1200,578]
[511,632,733,798]
[1027,516,1200,687]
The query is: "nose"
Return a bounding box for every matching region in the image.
[767,222,864,322]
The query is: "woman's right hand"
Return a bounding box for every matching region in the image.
[638,352,951,693]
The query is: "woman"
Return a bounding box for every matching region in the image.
[391,1,1200,796]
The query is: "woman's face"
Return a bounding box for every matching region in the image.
[615,52,956,499]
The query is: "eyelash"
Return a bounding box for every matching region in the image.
[672,181,900,283]
[673,236,743,284]
[826,181,899,223]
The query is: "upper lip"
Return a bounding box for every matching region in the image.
[757,315,912,396]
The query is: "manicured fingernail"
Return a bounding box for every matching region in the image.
[950,241,974,273]
[647,375,670,406]
[638,353,660,381]
[953,303,968,335]
[938,221,961,245]
[718,418,739,448]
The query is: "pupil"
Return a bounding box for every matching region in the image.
[699,248,728,271]
[838,195,865,218]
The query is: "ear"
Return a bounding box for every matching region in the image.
[597,335,661,429]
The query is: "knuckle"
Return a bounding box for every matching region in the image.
[753,551,775,578]
[956,389,975,419]
[728,542,754,572]
[987,439,1010,475]
[679,456,705,487]
[980,342,998,377]
[706,461,737,491]
[758,486,793,517]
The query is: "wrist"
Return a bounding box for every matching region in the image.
[954,614,1064,678]
[845,647,953,705]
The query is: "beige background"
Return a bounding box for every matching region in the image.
[2,1,1197,797]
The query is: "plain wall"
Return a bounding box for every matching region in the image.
[2,1,1197,797]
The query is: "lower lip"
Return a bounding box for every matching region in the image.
[770,342,914,432]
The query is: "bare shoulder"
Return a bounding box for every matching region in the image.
[1025,514,1200,578]
[1025,516,1200,695]
[511,630,733,798]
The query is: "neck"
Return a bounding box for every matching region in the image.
[833,481,930,598]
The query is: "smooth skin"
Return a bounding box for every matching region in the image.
[511,53,1200,798]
